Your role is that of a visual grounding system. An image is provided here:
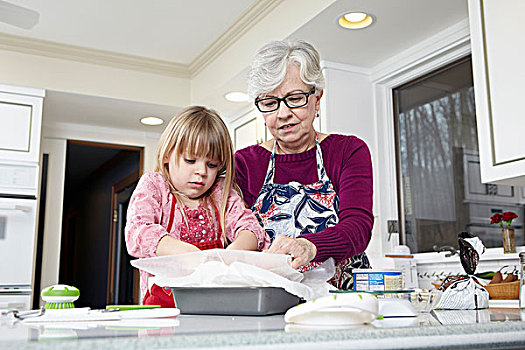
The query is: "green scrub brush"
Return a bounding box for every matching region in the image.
[41,284,80,309]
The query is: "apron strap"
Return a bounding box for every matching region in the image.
[314,138,330,182]
[210,199,224,246]
[167,192,176,233]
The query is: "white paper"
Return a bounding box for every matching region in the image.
[131,249,335,301]
[435,278,489,310]
[131,249,302,281]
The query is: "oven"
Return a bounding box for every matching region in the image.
[0,161,39,311]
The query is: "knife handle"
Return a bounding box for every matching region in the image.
[105,305,161,311]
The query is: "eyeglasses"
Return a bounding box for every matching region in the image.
[255,87,316,113]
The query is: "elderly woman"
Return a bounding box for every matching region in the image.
[234,40,373,289]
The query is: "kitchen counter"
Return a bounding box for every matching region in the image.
[1,307,525,349]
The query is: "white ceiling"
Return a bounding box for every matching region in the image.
[0,0,257,64]
[0,0,469,133]
[292,0,468,68]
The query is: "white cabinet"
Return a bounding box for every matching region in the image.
[0,85,44,164]
[463,152,521,205]
[468,0,525,186]
[230,109,267,151]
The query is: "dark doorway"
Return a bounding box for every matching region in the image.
[59,140,143,309]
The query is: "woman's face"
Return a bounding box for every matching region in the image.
[260,64,322,150]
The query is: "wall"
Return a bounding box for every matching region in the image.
[0,49,190,107]
[319,61,383,265]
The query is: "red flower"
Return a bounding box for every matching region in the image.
[490,213,502,224]
[501,212,518,222]
[492,211,518,228]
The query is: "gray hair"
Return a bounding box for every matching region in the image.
[247,40,325,99]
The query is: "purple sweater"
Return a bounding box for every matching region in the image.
[234,134,373,263]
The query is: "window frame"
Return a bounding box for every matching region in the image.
[372,20,524,264]
[369,19,515,263]
[392,55,476,253]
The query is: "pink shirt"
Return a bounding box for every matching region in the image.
[125,172,270,296]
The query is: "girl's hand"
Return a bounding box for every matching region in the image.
[266,235,317,269]
[226,230,258,251]
[156,235,200,256]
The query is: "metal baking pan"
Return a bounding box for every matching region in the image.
[168,287,301,316]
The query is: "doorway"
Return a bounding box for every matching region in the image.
[107,171,141,305]
[59,140,142,308]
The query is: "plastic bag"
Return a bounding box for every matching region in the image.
[434,232,489,310]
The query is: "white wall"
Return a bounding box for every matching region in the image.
[319,61,384,265]
[0,49,190,107]
[39,138,66,293]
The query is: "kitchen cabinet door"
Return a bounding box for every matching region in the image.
[0,85,44,163]
[230,109,266,151]
[463,152,519,204]
[468,0,525,186]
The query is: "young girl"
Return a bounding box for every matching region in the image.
[125,106,270,307]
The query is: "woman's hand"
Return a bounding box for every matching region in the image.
[156,235,200,256]
[266,235,317,269]
[226,230,258,251]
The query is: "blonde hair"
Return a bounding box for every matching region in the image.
[154,106,235,246]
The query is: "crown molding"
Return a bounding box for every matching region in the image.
[0,1,283,79]
[321,60,372,76]
[0,32,191,78]
[188,0,284,76]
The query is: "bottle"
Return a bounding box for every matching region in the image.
[520,252,525,308]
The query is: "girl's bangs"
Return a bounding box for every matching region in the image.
[182,123,225,164]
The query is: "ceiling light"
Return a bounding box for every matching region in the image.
[140,116,164,126]
[338,12,374,29]
[225,91,249,102]
[344,12,367,22]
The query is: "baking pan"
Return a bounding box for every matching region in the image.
[168,287,301,316]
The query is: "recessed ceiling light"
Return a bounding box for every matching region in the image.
[140,116,164,126]
[338,11,374,29]
[225,91,249,102]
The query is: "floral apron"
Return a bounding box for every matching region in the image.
[251,138,370,290]
[143,194,224,307]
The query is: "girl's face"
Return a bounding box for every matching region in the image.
[260,64,322,150]
[167,149,220,200]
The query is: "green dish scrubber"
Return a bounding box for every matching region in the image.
[41,284,80,309]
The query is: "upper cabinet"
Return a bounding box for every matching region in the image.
[468,0,525,186]
[230,109,267,151]
[0,84,45,164]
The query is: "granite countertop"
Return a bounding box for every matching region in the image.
[1,308,525,349]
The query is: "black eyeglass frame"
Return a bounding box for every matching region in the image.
[254,87,316,113]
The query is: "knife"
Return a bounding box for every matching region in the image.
[105,305,161,311]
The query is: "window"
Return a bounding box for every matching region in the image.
[393,56,525,254]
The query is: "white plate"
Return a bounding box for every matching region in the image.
[284,293,378,326]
